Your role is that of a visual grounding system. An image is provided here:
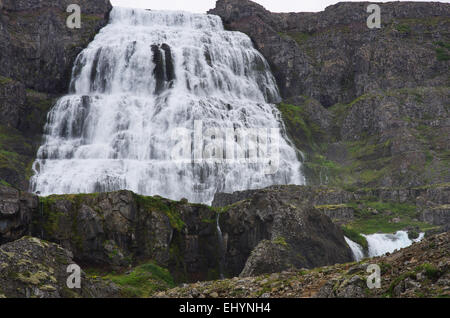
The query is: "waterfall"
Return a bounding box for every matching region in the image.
[363,231,425,258]
[216,213,225,279]
[30,8,304,204]
[344,237,365,262]
[345,231,425,261]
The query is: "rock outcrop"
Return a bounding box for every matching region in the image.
[32,189,353,281]
[33,191,221,283]
[214,184,450,235]
[0,184,37,244]
[218,187,353,276]
[0,184,357,282]
[0,236,120,298]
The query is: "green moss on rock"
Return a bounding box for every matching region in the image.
[103,262,175,298]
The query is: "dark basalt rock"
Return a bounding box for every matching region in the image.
[0,0,113,190]
[32,191,224,283]
[152,43,176,95]
[0,185,37,245]
[209,0,450,107]
[0,184,357,282]
[209,1,450,189]
[0,0,112,94]
[31,189,352,281]
[220,194,354,277]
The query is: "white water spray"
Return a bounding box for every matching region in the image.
[344,237,365,262]
[345,231,425,261]
[30,8,304,204]
[363,231,424,258]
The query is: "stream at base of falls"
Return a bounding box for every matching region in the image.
[345,231,425,262]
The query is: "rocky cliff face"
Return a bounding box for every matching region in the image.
[209,1,450,189]
[0,0,112,93]
[209,0,449,106]
[0,0,112,190]
[0,185,355,283]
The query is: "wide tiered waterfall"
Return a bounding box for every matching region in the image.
[30,7,304,204]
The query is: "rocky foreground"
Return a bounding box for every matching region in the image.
[0,182,449,298]
[0,236,120,298]
[0,232,447,298]
[156,232,449,298]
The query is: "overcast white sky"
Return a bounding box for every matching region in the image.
[110,0,450,13]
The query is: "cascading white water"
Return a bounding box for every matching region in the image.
[344,237,365,262]
[363,231,425,258]
[30,7,304,204]
[345,231,425,261]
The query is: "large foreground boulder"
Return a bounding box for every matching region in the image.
[0,236,119,298]
[218,187,354,276]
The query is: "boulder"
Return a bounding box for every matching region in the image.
[219,187,354,276]
[0,236,119,298]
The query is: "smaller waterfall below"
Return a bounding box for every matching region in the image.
[216,213,225,279]
[344,237,365,262]
[363,231,425,258]
[345,231,425,261]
